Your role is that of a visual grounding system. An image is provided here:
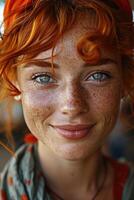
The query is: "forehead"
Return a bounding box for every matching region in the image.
[35,11,119,62]
[36,11,97,58]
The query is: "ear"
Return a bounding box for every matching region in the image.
[14,95,21,101]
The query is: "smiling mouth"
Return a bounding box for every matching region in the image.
[51,124,94,140]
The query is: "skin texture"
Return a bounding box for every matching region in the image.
[16,13,124,199]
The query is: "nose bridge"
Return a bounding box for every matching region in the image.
[67,82,82,104]
[60,80,89,115]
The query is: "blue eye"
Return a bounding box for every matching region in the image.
[87,72,111,82]
[32,73,56,84]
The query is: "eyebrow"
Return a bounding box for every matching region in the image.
[82,58,118,67]
[24,58,117,69]
[24,61,59,68]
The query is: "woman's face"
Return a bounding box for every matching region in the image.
[17,13,123,160]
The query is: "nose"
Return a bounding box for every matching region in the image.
[60,83,89,117]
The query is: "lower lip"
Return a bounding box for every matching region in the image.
[54,127,93,140]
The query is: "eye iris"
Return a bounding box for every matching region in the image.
[37,75,50,83]
[93,73,105,81]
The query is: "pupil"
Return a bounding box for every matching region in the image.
[94,73,102,80]
[40,75,50,82]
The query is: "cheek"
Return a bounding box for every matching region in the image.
[93,90,120,111]
[88,84,121,132]
[21,91,56,132]
[83,84,122,143]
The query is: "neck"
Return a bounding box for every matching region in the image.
[37,142,110,199]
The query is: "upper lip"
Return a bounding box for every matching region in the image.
[52,124,93,131]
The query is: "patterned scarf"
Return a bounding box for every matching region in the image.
[0,143,131,200]
[0,144,51,200]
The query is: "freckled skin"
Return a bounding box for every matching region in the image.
[17,13,123,161]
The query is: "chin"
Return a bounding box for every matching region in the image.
[53,143,99,161]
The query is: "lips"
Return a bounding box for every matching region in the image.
[52,124,94,140]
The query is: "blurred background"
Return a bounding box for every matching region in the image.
[0,0,134,172]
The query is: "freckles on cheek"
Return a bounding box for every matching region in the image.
[90,86,121,113]
[89,86,121,135]
[21,91,55,121]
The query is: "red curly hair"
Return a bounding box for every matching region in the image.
[0,0,134,148]
[0,0,133,96]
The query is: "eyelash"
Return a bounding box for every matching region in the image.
[31,71,111,86]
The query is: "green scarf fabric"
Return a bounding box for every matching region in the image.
[0,144,51,200]
[0,143,133,200]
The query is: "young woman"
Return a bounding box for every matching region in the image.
[0,0,134,199]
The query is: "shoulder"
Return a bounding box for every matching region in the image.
[0,144,48,199]
[122,170,134,200]
[109,157,129,180]
[0,144,32,197]
[105,156,129,181]
[0,144,34,179]
[105,156,130,200]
